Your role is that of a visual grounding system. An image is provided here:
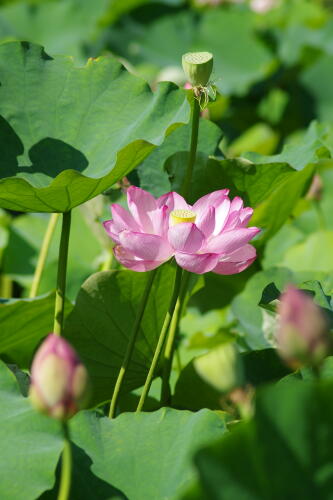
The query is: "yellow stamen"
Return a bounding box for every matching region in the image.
[170,209,196,226]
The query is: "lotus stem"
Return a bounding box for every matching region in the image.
[57,422,72,500]
[53,211,71,336]
[160,270,191,405]
[181,96,200,199]
[30,213,59,298]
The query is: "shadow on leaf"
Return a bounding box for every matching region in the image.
[0,114,88,182]
[39,442,127,500]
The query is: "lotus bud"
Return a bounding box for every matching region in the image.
[276,285,331,369]
[182,51,213,87]
[194,343,244,394]
[29,334,89,420]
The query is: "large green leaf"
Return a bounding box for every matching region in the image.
[69,407,226,500]
[186,380,333,499]
[64,265,176,406]
[0,41,189,212]
[0,292,73,368]
[0,360,62,500]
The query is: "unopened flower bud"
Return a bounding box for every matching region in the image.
[182,51,213,87]
[29,334,89,420]
[276,285,331,369]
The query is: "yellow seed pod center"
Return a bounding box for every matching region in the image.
[170,209,196,226]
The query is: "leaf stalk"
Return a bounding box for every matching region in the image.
[30,213,59,298]
[53,211,71,336]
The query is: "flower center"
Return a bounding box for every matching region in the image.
[170,209,196,226]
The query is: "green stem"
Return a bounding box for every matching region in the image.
[175,347,182,373]
[0,275,12,298]
[101,249,114,272]
[109,269,157,418]
[136,265,183,412]
[57,422,72,500]
[53,211,71,336]
[30,213,60,298]
[181,96,200,199]
[161,270,191,405]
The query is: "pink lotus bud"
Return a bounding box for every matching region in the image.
[29,334,89,420]
[276,285,331,369]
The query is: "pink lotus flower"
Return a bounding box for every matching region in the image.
[104,186,260,274]
[29,334,89,420]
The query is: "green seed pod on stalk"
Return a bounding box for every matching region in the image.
[182,51,213,87]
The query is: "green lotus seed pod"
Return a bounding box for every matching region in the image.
[182,51,213,87]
